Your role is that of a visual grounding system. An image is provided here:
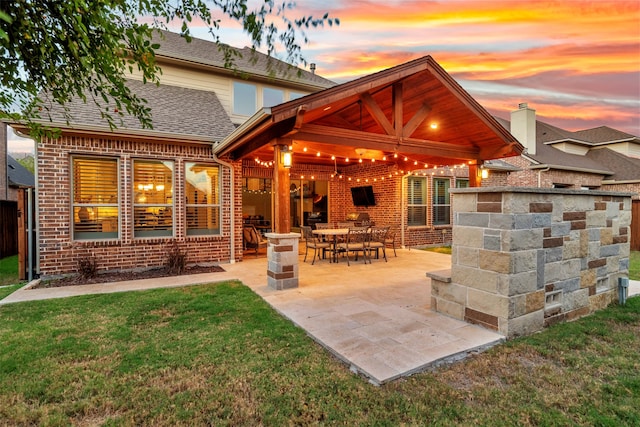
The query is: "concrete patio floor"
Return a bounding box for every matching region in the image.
[3,248,639,385]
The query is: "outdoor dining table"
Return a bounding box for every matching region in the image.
[312,228,349,263]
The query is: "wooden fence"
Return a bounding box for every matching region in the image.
[632,200,640,251]
[0,200,18,258]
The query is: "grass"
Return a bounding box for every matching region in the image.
[0,255,20,287]
[1,280,639,425]
[420,245,452,255]
[630,251,640,281]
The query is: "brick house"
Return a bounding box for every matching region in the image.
[7,31,526,278]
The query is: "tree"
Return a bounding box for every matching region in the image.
[0,1,338,138]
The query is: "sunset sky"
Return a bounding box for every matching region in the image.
[7,0,640,153]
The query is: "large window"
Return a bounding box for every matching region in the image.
[263,87,284,107]
[433,178,451,225]
[407,177,427,226]
[133,160,173,238]
[72,157,119,240]
[185,163,221,235]
[233,81,257,116]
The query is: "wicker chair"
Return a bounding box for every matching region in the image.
[300,226,330,265]
[243,224,268,257]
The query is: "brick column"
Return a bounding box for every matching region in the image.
[265,232,300,290]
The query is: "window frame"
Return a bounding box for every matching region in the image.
[132,159,175,239]
[71,155,120,240]
[233,81,257,116]
[407,176,428,227]
[185,162,222,236]
[432,177,451,226]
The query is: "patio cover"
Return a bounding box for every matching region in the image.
[214,55,523,170]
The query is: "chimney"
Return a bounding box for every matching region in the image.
[310,63,316,74]
[510,103,536,155]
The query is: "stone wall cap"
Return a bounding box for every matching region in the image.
[265,232,301,239]
[426,269,452,283]
[449,186,634,198]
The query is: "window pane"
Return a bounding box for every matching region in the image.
[134,160,173,237]
[433,178,451,225]
[186,163,221,235]
[263,87,284,107]
[289,91,305,100]
[233,82,257,115]
[407,177,427,226]
[72,157,119,240]
[456,179,469,188]
[186,207,221,235]
[408,206,426,227]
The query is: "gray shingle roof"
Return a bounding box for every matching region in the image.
[574,126,638,143]
[7,155,34,187]
[39,80,235,141]
[152,30,336,90]
[586,148,640,181]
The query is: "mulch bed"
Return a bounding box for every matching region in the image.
[33,265,225,289]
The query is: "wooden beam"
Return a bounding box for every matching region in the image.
[359,92,395,135]
[468,162,480,187]
[290,124,481,160]
[403,103,431,138]
[393,82,403,136]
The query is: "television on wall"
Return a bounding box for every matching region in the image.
[350,185,376,207]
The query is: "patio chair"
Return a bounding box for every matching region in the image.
[337,227,371,266]
[300,226,330,265]
[368,225,389,262]
[243,224,268,257]
[384,229,398,257]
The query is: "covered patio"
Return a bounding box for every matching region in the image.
[215,55,523,289]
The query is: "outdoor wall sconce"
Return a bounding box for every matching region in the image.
[481,167,489,179]
[281,146,292,168]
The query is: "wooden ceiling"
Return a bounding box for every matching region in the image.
[216,56,523,171]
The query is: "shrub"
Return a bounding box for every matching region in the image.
[77,256,97,279]
[166,243,186,275]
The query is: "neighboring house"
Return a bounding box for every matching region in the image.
[1,123,35,259]
[484,103,640,198]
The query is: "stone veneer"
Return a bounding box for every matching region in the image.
[265,232,300,290]
[428,187,632,338]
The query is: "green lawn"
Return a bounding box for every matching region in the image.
[0,255,25,299]
[630,251,640,281]
[1,281,638,425]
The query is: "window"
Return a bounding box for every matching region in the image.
[289,91,305,101]
[185,163,221,235]
[133,160,173,238]
[456,179,469,188]
[263,87,284,107]
[233,81,257,115]
[407,177,427,226]
[72,157,119,240]
[433,178,451,225]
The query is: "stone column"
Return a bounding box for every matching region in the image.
[265,232,300,290]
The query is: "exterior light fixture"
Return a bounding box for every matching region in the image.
[481,168,489,179]
[281,146,292,168]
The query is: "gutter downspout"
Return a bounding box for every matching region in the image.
[537,167,550,187]
[212,153,236,264]
[400,171,413,249]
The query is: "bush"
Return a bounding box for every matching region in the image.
[166,244,186,275]
[77,256,97,279]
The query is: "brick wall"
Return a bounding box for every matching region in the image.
[37,135,242,277]
[430,187,631,338]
